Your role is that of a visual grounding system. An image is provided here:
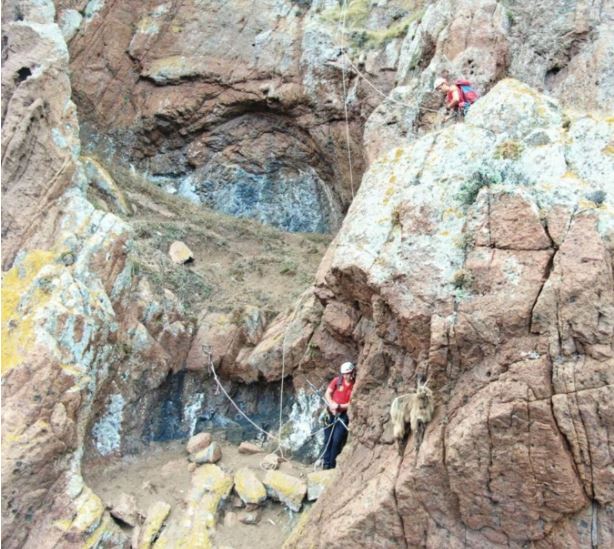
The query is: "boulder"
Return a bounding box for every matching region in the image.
[263,471,306,512]
[238,442,262,455]
[307,470,336,501]
[187,464,234,530]
[261,453,281,470]
[189,441,222,464]
[190,464,234,500]
[187,432,212,454]
[169,241,194,264]
[234,468,267,505]
[109,492,139,527]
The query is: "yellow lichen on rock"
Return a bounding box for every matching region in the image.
[186,519,213,549]
[263,470,306,512]
[190,464,234,501]
[139,501,171,549]
[234,467,267,504]
[153,465,232,548]
[83,513,123,549]
[283,504,315,549]
[2,249,56,373]
[70,486,105,534]
[306,469,336,501]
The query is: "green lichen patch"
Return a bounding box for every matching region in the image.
[494,140,524,160]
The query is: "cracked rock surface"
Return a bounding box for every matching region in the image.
[287,78,613,548]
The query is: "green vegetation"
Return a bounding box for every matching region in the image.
[456,166,503,205]
[452,269,473,290]
[322,0,370,28]
[82,156,331,317]
[321,0,423,50]
[279,260,298,276]
[456,232,475,252]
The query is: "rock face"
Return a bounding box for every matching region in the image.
[66,0,412,232]
[2,1,614,548]
[365,0,614,163]
[286,79,614,547]
[65,0,612,231]
[1,1,80,269]
[1,3,193,547]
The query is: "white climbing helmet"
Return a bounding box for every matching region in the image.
[434,77,447,91]
[340,362,355,374]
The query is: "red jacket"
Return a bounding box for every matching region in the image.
[328,376,354,406]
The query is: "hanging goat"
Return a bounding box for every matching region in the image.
[390,391,416,443]
[389,380,434,450]
[411,382,434,447]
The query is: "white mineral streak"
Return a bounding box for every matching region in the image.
[93,394,125,455]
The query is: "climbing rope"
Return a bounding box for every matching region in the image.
[205,345,346,450]
[205,346,280,442]
[339,0,356,199]
[328,0,443,152]
[277,301,304,458]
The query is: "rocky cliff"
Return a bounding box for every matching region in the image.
[2,0,613,548]
[286,77,614,548]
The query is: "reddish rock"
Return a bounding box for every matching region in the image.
[285,82,613,548]
[109,493,139,527]
[238,442,262,455]
[189,442,222,464]
[322,301,359,338]
[186,432,212,455]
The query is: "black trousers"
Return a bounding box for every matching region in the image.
[323,412,349,469]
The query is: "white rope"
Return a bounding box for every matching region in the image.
[205,346,280,442]
[313,417,336,470]
[303,377,349,433]
[205,344,353,474]
[205,344,349,436]
[340,0,355,199]
[277,325,289,458]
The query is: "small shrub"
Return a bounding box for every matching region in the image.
[456,232,475,252]
[457,166,502,205]
[452,269,473,290]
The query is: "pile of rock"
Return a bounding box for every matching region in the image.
[101,435,337,546]
[185,432,337,515]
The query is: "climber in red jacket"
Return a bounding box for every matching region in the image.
[434,77,479,116]
[322,361,355,469]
